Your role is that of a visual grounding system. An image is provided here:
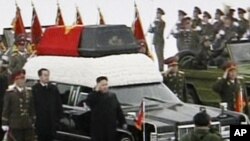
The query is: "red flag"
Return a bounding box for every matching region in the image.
[132,4,153,59]
[11,5,26,36]
[56,5,65,25]
[75,7,83,25]
[98,8,105,25]
[31,5,42,44]
[235,87,246,113]
[135,101,145,130]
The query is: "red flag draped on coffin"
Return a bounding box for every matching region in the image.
[36,26,83,56]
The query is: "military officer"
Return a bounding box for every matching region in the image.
[201,11,214,41]
[9,34,29,75]
[163,57,187,102]
[180,111,222,141]
[227,9,238,22]
[175,17,200,52]
[192,6,202,29]
[213,9,224,35]
[212,62,245,111]
[171,10,187,51]
[237,8,249,38]
[2,70,35,141]
[148,8,165,71]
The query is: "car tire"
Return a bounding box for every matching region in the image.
[177,51,196,69]
[187,87,199,104]
[119,135,133,141]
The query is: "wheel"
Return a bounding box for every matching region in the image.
[177,50,196,69]
[118,134,133,141]
[186,87,199,104]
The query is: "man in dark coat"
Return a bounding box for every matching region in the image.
[213,9,224,35]
[32,68,63,141]
[0,59,9,140]
[85,76,126,141]
[2,70,35,141]
[201,12,214,41]
[237,8,249,38]
[192,6,202,29]
[148,8,165,71]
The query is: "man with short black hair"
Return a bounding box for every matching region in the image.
[180,111,222,141]
[32,68,63,141]
[85,76,126,141]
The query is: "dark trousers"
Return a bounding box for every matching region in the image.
[154,44,164,71]
[37,134,54,141]
[10,128,34,141]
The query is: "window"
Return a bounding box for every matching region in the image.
[57,83,73,105]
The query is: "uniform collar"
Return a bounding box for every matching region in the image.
[15,85,24,92]
[40,82,48,87]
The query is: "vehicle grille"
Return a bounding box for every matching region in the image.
[176,122,220,140]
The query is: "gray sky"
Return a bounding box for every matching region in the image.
[0,0,249,57]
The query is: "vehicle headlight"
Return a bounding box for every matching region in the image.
[220,126,230,139]
[150,132,175,141]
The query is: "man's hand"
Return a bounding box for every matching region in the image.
[223,69,229,79]
[2,125,9,131]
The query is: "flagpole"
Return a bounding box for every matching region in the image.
[142,100,146,141]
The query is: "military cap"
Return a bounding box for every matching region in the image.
[203,11,211,19]
[194,6,201,14]
[215,9,224,16]
[157,8,165,15]
[229,8,235,14]
[15,34,27,45]
[178,10,187,16]
[193,111,211,126]
[238,8,246,14]
[11,69,26,81]
[164,56,178,66]
[222,61,237,71]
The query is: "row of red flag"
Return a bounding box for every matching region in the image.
[12,3,151,57]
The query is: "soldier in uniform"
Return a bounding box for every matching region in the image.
[180,111,222,141]
[163,57,187,102]
[227,9,238,22]
[201,11,214,41]
[213,9,224,35]
[237,8,249,38]
[192,6,202,29]
[9,34,29,75]
[148,8,165,71]
[174,17,200,52]
[2,70,35,141]
[171,10,187,51]
[212,62,244,111]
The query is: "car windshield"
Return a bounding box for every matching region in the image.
[111,83,181,106]
[229,42,250,64]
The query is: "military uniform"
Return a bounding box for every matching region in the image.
[180,127,222,141]
[237,8,249,38]
[2,86,35,141]
[148,8,165,71]
[177,30,200,52]
[213,9,224,34]
[192,7,202,29]
[163,57,187,101]
[9,52,28,74]
[201,12,214,41]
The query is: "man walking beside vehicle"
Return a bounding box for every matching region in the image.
[84,76,127,141]
[32,68,63,141]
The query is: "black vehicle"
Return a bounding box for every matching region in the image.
[24,53,249,141]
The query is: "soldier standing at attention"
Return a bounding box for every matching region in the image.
[2,70,35,141]
[213,9,224,35]
[163,57,187,102]
[237,8,249,38]
[148,8,165,71]
[9,34,29,74]
[212,62,243,111]
[180,111,222,141]
[201,11,214,41]
[192,7,202,29]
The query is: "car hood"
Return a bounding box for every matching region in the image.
[238,64,250,79]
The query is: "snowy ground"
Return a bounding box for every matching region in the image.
[0,0,249,69]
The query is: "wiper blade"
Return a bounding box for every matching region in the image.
[143,96,166,103]
[120,103,134,106]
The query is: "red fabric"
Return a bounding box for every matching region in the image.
[76,8,83,25]
[12,6,26,36]
[56,7,65,26]
[135,101,145,130]
[37,26,83,56]
[31,7,42,44]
